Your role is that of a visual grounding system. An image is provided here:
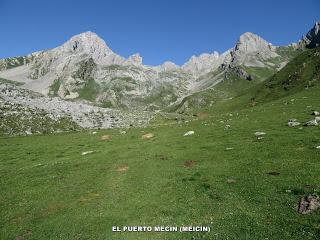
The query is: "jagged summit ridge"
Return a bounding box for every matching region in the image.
[299,21,320,48]
[182,51,222,75]
[125,53,143,66]
[227,32,279,67]
[59,31,125,65]
[0,24,306,110]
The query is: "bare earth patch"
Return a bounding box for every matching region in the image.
[40,203,66,217]
[141,133,154,139]
[116,164,129,172]
[195,112,209,120]
[101,135,112,141]
[15,230,32,240]
[184,160,195,168]
[78,192,101,203]
[155,154,169,160]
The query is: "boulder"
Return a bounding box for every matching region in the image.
[254,132,266,137]
[183,131,195,136]
[288,119,300,127]
[81,151,94,156]
[298,195,320,214]
[304,119,318,126]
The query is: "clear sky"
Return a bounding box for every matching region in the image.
[0,0,319,65]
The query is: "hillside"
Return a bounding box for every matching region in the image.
[1,78,319,240]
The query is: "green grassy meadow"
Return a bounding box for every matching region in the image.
[1,82,320,239]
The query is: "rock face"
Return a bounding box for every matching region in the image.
[182,52,223,75]
[299,21,320,49]
[125,53,143,66]
[62,31,125,65]
[226,32,279,68]
[159,61,179,71]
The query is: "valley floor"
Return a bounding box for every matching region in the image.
[0,86,320,240]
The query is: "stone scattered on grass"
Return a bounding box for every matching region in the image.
[91,131,97,134]
[142,133,154,139]
[312,111,320,116]
[288,119,300,127]
[298,194,320,214]
[25,130,32,135]
[226,147,233,151]
[225,124,231,130]
[226,178,237,184]
[116,164,129,173]
[254,132,266,137]
[183,131,194,136]
[255,132,266,140]
[101,135,112,141]
[81,151,94,156]
[119,130,127,135]
[316,146,320,149]
[304,119,318,126]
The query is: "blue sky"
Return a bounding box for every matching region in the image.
[0,0,319,65]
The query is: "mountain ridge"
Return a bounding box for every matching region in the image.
[0,22,318,114]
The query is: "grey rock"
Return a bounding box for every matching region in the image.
[288,119,300,127]
[298,194,320,214]
[304,119,318,126]
[299,21,320,49]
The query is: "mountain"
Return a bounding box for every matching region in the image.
[299,21,320,49]
[0,29,294,111]
[3,22,319,134]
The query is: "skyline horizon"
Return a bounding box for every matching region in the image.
[1,21,318,67]
[0,0,319,65]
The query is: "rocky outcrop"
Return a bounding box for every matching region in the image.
[225,32,279,68]
[0,82,152,129]
[125,53,143,66]
[159,61,179,71]
[182,52,223,75]
[299,21,320,49]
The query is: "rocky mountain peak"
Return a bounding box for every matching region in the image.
[63,31,112,54]
[59,31,125,65]
[159,61,179,71]
[126,53,143,66]
[299,21,320,48]
[236,32,274,53]
[228,32,278,67]
[182,51,221,74]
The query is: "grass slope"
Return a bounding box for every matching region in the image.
[254,47,320,102]
[1,84,320,239]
